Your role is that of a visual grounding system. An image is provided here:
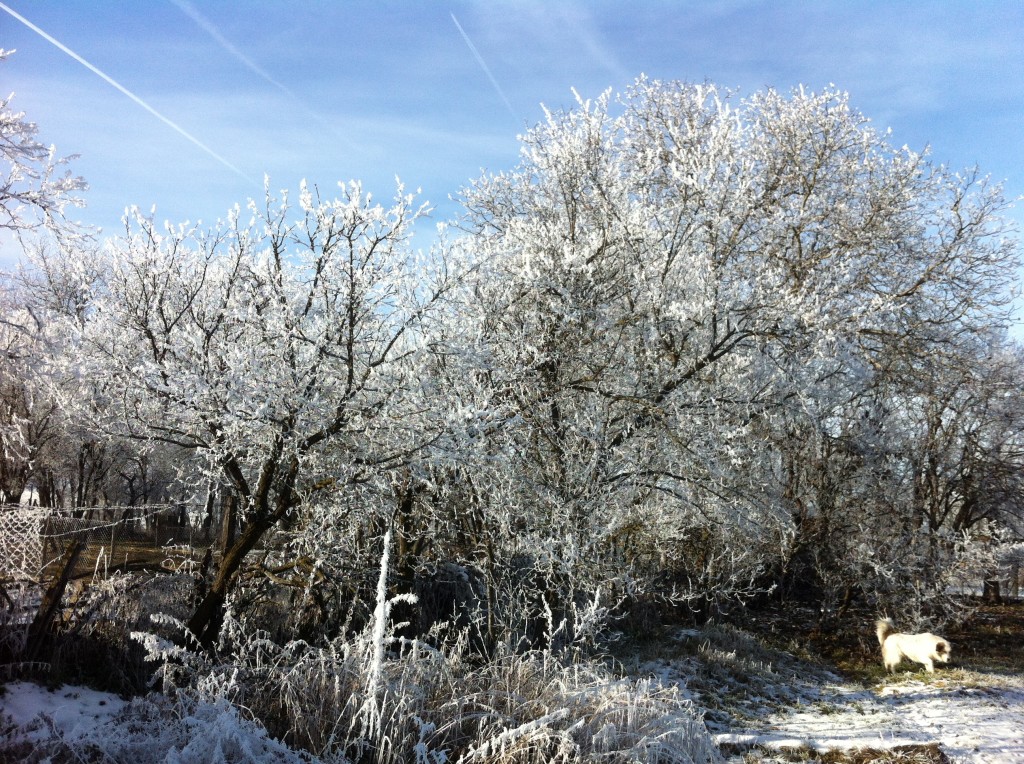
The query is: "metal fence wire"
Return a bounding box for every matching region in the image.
[2,504,212,582]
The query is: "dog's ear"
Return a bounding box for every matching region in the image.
[936,642,948,654]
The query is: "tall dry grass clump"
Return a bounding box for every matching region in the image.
[172,625,719,763]
[134,530,719,762]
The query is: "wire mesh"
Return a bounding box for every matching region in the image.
[2,504,213,582]
[0,506,44,583]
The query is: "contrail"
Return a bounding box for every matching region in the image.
[0,1,256,186]
[170,0,357,152]
[450,13,516,118]
[169,0,296,99]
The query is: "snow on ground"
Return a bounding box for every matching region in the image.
[1,680,314,763]
[3,669,1023,762]
[718,670,1024,763]
[0,680,127,744]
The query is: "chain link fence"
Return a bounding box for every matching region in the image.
[2,504,213,584]
[0,506,45,584]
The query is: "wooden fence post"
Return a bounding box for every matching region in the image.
[41,513,51,571]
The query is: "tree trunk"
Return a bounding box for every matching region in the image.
[186,511,276,648]
[218,493,237,554]
[982,579,1002,604]
[391,478,423,640]
[37,475,54,507]
[28,540,83,660]
[187,453,299,649]
[201,482,216,539]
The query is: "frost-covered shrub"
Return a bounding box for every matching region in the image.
[134,546,719,764]
[1,565,193,690]
[45,571,194,693]
[154,631,717,763]
[0,581,36,667]
[811,524,990,632]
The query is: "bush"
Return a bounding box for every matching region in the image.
[132,580,719,763]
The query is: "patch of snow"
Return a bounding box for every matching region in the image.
[1,681,314,763]
[1,681,127,744]
[718,672,1024,763]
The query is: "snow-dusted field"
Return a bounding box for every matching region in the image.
[720,670,1024,763]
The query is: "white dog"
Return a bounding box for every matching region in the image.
[875,618,952,673]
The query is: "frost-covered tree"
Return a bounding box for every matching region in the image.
[37,180,462,646]
[454,78,1021,619]
[0,282,59,503]
[1,50,91,505]
[901,339,1024,535]
[2,246,185,510]
[774,330,1024,622]
[1,50,87,244]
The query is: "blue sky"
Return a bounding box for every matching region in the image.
[2,0,1023,329]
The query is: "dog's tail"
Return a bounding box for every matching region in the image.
[875,618,895,646]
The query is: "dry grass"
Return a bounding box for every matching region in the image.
[944,600,1024,676]
[724,598,1024,685]
[43,538,202,581]
[727,742,950,763]
[231,632,720,763]
[6,568,1021,764]
[619,621,840,732]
